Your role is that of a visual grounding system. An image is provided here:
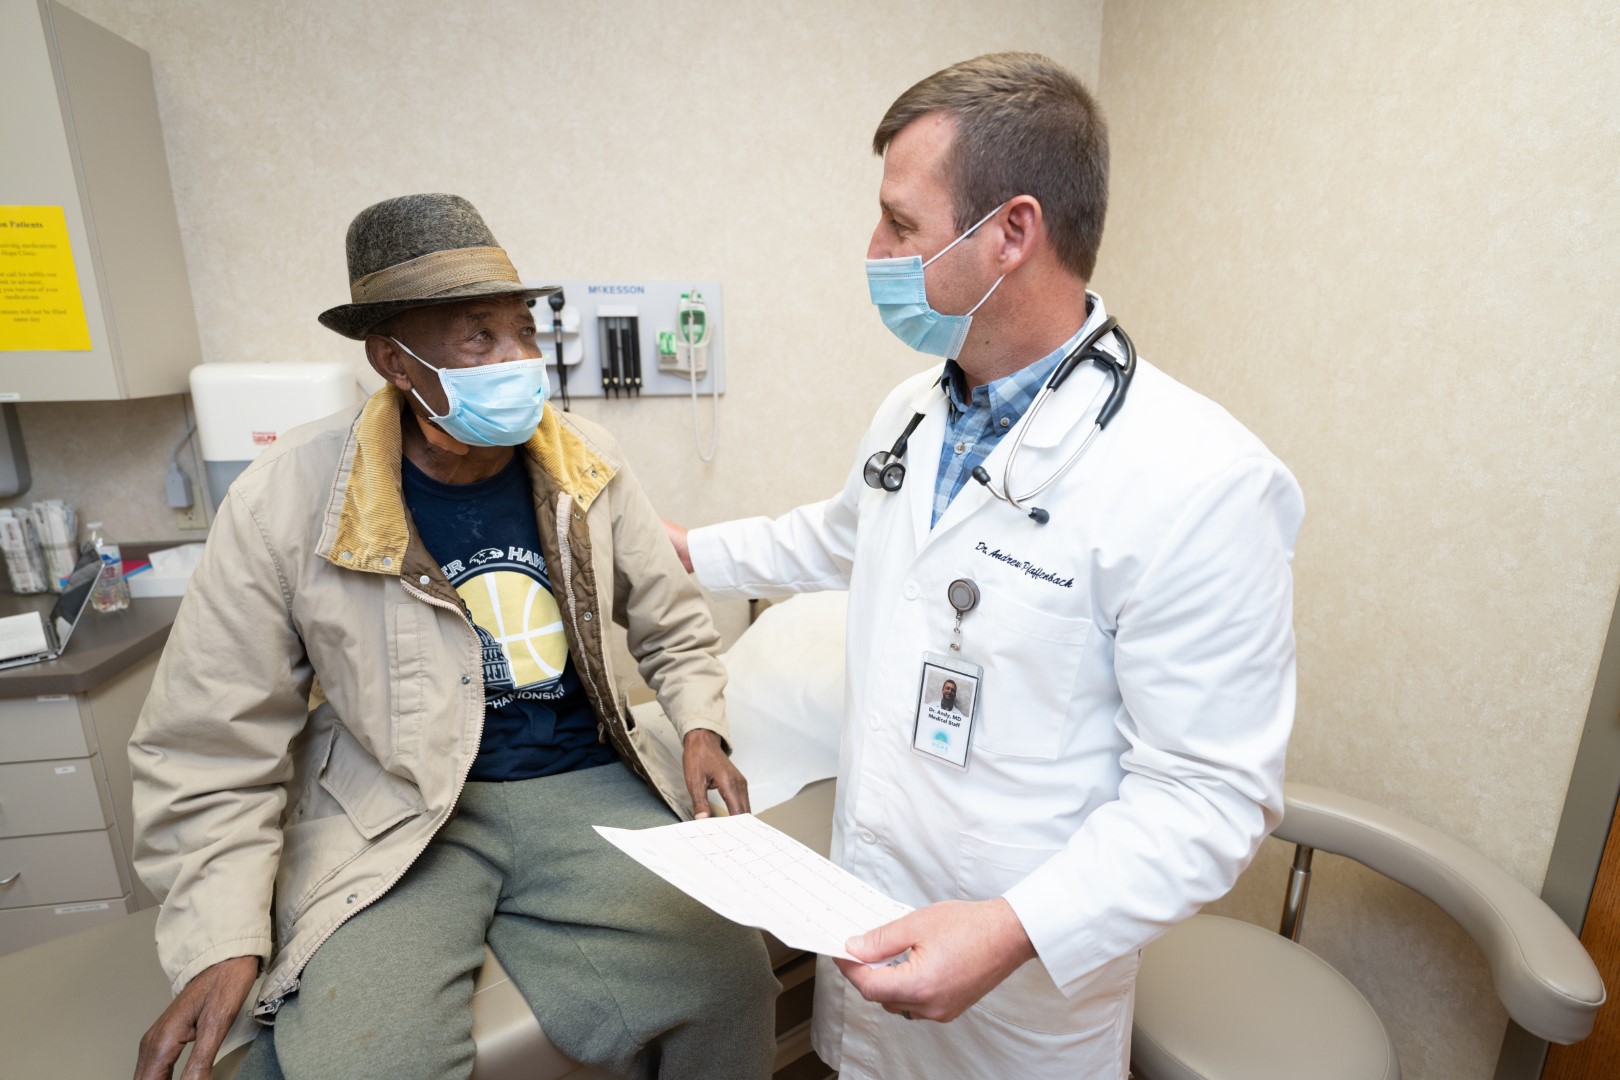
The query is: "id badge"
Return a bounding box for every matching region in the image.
[912,651,982,771]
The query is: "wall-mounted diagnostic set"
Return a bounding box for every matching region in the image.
[528,278,724,459]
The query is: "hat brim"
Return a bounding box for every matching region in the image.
[318,280,560,340]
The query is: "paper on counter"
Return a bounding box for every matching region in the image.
[0,612,48,661]
[595,813,911,960]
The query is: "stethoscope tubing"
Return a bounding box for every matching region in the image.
[862,315,1136,524]
[982,319,1136,513]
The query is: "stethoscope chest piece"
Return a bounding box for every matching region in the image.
[864,410,927,494]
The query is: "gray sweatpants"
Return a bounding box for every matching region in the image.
[236,762,778,1080]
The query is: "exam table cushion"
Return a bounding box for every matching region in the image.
[1131,914,1399,1080]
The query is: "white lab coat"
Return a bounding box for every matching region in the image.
[691,297,1304,1079]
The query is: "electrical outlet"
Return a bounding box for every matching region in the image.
[173,504,207,531]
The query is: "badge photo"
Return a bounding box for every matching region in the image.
[912,652,981,771]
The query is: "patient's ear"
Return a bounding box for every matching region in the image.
[365,333,413,393]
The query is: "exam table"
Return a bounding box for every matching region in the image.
[0,778,836,1079]
[0,594,850,1078]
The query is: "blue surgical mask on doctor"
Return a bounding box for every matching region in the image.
[865,201,1008,359]
[391,337,550,447]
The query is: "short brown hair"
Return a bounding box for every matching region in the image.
[873,53,1109,281]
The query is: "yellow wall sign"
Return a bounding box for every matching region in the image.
[0,205,92,351]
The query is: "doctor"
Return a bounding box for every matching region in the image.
[667,52,1304,1078]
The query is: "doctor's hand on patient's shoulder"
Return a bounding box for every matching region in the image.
[661,519,694,573]
[834,899,1037,1023]
[681,728,748,819]
[134,954,259,1080]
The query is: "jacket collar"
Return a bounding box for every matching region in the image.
[317,386,618,575]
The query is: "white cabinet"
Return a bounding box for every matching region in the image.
[0,0,201,400]
[0,652,160,954]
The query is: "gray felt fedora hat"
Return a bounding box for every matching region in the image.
[318,193,557,340]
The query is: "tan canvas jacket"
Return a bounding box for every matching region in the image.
[129,388,726,1014]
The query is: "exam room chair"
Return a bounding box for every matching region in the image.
[1129,782,1606,1080]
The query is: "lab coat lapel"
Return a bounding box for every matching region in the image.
[905,399,948,552]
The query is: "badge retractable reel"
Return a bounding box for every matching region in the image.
[912,578,984,771]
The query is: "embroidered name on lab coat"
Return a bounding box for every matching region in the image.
[973,541,1074,588]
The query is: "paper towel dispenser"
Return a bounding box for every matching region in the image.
[190,362,359,509]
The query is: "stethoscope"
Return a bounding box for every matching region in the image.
[862,316,1136,525]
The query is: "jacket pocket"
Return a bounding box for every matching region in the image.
[318,723,426,839]
[973,593,1092,759]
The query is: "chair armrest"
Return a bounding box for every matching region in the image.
[1276,782,1605,1043]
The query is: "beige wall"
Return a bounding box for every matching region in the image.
[1096,2,1619,1076]
[10,0,1102,546]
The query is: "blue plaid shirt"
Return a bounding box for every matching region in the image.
[931,326,1089,527]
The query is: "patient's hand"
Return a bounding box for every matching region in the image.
[662,518,694,573]
[134,954,259,1080]
[682,728,749,818]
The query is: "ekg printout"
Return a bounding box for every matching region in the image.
[594,814,911,960]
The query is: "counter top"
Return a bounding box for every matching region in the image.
[0,594,180,696]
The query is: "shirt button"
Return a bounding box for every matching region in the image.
[859,829,877,845]
[868,713,881,731]
[418,574,430,585]
[954,442,966,454]
[461,675,472,685]
[582,611,593,622]
[382,556,393,568]
[345,894,357,904]
[902,582,920,600]
[1000,417,1011,428]
[340,551,353,561]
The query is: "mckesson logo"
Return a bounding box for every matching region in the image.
[587,284,647,295]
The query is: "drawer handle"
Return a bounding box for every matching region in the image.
[0,871,18,886]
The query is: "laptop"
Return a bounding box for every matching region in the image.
[0,544,105,670]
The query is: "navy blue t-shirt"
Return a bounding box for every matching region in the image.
[401,454,615,782]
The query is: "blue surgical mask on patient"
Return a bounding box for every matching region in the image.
[391,337,550,447]
[864,201,1008,359]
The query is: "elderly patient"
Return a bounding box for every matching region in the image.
[128,194,777,1080]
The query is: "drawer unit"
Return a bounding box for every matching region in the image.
[0,695,95,763]
[0,827,128,910]
[0,892,137,955]
[0,600,172,954]
[0,756,113,838]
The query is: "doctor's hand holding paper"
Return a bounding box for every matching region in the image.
[666,52,1303,1080]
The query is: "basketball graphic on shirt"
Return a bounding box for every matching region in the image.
[456,570,568,690]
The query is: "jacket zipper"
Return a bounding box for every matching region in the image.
[255,578,486,1016]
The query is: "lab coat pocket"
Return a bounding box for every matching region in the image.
[959,833,1105,1035]
[974,593,1092,759]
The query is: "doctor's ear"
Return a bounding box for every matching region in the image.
[995,196,1044,272]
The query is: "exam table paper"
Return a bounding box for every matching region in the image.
[594,813,911,960]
